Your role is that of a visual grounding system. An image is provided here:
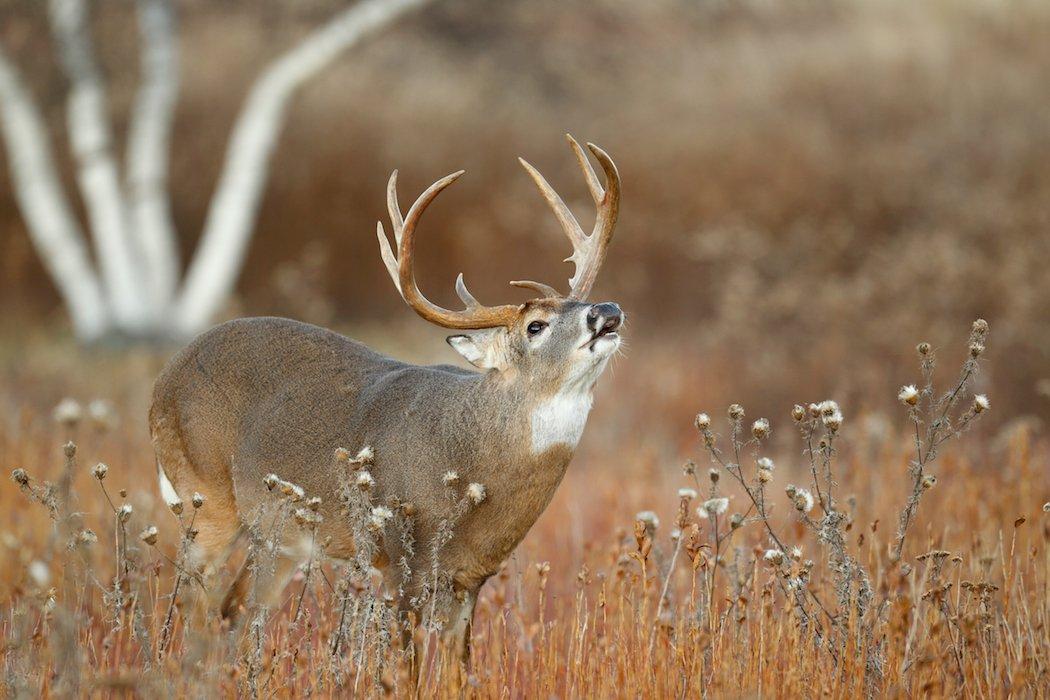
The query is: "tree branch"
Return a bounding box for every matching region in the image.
[0,44,109,340]
[127,0,181,313]
[174,0,433,337]
[50,0,150,331]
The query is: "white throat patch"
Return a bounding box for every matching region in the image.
[530,391,593,455]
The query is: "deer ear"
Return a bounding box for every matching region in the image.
[447,331,507,370]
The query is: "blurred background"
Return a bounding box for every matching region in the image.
[2,0,1049,445]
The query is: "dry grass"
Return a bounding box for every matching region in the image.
[1,319,1047,697]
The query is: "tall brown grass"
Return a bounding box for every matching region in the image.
[1,319,1047,696]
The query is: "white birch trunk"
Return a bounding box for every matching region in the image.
[173,0,432,337]
[0,47,109,341]
[126,0,180,314]
[50,0,151,332]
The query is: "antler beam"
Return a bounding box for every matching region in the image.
[377,171,521,329]
[518,134,621,301]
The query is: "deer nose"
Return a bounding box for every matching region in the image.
[587,303,623,334]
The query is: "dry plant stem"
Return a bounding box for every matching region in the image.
[892,350,979,562]
[704,440,835,626]
[159,507,196,656]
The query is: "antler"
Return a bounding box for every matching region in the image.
[377,170,521,329]
[518,134,621,300]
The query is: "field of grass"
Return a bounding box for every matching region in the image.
[1,319,1046,697]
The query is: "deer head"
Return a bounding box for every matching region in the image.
[376,135,623,396]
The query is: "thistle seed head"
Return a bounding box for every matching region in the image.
[139,525,159,545]
[191,492,205,509]
[898,385,919,406]
[466,482,487,505]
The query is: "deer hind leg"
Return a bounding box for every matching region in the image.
[151,415,241,612]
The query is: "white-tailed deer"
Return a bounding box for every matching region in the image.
[149,134,623,662]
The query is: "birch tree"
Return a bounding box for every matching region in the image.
[0,0,434,342]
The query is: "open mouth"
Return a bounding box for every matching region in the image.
[582,327,619,351]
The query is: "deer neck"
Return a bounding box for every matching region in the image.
[465,370,595,462]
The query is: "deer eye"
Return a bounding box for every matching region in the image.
[526,320,548,336]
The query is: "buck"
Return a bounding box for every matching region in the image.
[149,135,623,661]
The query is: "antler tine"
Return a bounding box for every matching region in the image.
[510,280,561,298]
[519,135,621,301]
[568,140,620,300]
[376,221,401,294]
[377,169,520,329]
[566,134,603,205]
[386,170,405,244]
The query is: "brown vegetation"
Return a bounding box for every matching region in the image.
[1,319,1047,696]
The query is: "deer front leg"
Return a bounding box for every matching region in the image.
[442,588,478,665]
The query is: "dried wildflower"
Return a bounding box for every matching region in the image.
[334,447,351,462]
[822,410,843,432]
[442,470,460,486]
[354,446,375,464]
[191,492,205,509]
[791,404,806,422]
[28,560,50,587]
[682,460,696,476]
[77,529,97,544]
[52,398,82,427]
[818,400,840,417]
[169,499,184,516]
[263,473,280,490]
[898,385,919,406]
[139,525,159,545]
[708,468,720,483]
[917,342,931,356]
[758,468,773,483]
[1043,502,1050,513]
[973,394,989,413]
[118,503,133,523]
[969,342,984,358]
[729,513,744,529]
[793,488,815,513]
[757,457,774,471]
[763,549,784,566]
[790,545,803,560]
[678,487,698,500]
[728,404,745,421]
[294,508,322,527]
[92,462,108,480]
[368,505,394,530]
[355,471,375,490]
[751,418,770,439]
[278,481,304,500]
[636,510,660,529]
[700,497,729,517]
[921,474,937,490]
[87,399,117,430]
[307,496,322,512]
[466,482,487,505]
[11,468,29,486]
[694,413,711,430]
